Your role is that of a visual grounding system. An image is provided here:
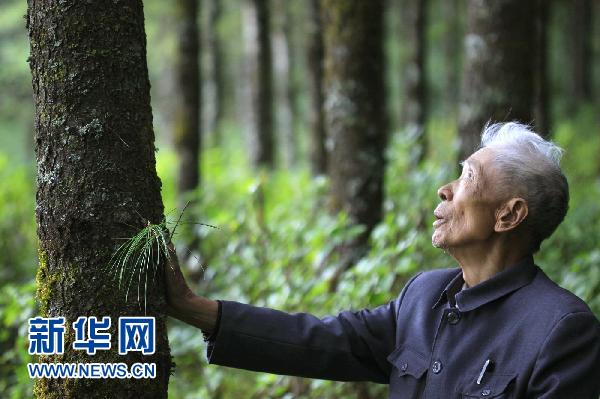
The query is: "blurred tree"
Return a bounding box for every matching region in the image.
[400,0,428,166]
[206,0,225,145]
[442,0,462,115]
[26,0,171,397]
[322,0,387,290]
[284,4,301,168]
[534,0,550,136]
[568,0,593,106]
[174,0,201,198]
[306,0,327,175]
[273,0,298,168]
[242,0,274,168]
[174,0,201,268]
[458,0,535,161]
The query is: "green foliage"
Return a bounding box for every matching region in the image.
[0,280,35,399]
[0,0,32,128]
[168,143,384,398]
[0,154,36,285]
[0,156,36,397]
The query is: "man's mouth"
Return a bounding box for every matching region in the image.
[433,210,446,227]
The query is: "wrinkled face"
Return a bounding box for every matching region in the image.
[432,148,504,249]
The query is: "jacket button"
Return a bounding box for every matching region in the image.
[431,360,443,374]
[401,363,408,371]
[481,389,491,396]
[447,310,460,325]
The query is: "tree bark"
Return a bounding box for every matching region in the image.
[243,0,274,168]
[533,0,550,136]
[569,0,593,105]
[400,0,428,166]
[442,0,462,115]
[283,4,299,168]
[322,0,386,285]
[174,0,201,198]
[207,0,224,145]
[307,0,327,175]
[272,0,297,168]
[27,0,171,397]
[458,0,535,162]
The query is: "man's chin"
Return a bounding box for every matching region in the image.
[431,233,446,249]
[432,236,452,250]
[432,241,447,249]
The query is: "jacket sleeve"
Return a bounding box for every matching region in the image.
[204,273,422,383]
[528,311,600,399]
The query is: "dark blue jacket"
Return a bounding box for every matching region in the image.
[206,256,600,398]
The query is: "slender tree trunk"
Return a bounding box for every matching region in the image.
[272,0,296,168]
[322,0,386,288]
[458,0,535,162]
[26,0,171,397]
[283,4,299,167]
[307,0,327,175]
[174,0,201,199]
[534,0,550,136]
[174,0,202,270]
[243,0,274,168]
[569,0,593,105]
[207,0,224,145]
[401,0,428,166]
[442,0,462,115]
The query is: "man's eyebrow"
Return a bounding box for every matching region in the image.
[459,159,481,174]
[458,160,471,169]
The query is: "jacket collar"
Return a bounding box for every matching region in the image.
[432,255,538,312]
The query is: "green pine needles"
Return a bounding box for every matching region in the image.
[107,219,173,314]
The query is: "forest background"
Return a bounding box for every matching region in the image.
[0,0,599,398]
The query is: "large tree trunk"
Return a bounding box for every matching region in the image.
[458,0,535,161]
[243,0,274,168]
[400,0,428,166]
[307,0,327,175]
[322,0,386,287]
[174,0,201,198]
[27,1,171,397]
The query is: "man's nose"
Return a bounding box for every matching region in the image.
[437,183,453,201]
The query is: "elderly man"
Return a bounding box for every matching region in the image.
[165,122,600,398]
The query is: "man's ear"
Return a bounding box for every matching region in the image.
[495,198,528,232]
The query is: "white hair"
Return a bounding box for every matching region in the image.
[479,122,569,252]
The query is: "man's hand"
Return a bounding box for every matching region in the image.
[164,242,219,334]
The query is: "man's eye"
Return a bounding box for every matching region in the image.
[461,169,473,180]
